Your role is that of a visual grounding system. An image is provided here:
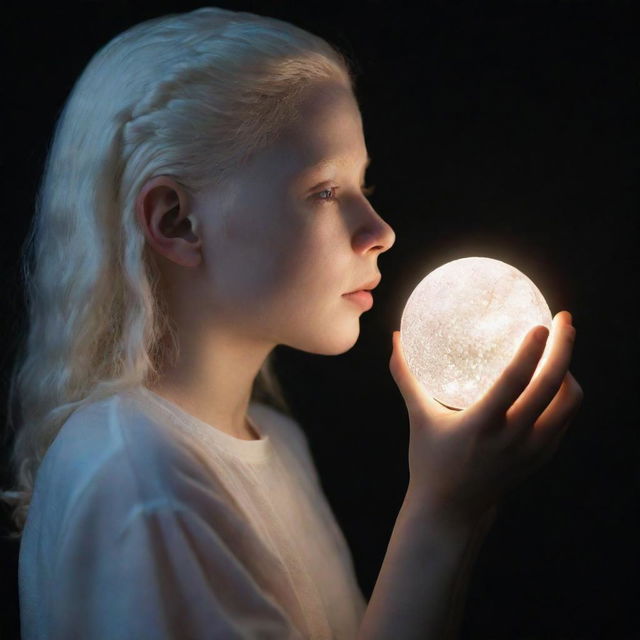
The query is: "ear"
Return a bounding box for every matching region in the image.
[136,175,202,268]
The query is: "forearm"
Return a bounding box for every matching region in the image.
[357,494,494,640]
[441,506,496,639]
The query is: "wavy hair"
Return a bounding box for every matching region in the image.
[1,6,357,536]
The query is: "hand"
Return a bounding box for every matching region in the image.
[389,311,584,528]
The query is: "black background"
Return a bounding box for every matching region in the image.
[2,1,638,638]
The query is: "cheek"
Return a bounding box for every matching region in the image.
[203,199,287,294]
[279,218,345,292]
[208,194,347,310]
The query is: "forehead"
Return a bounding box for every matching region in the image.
[293,79,360,122]
[227,80,369,193]
[277,80,368,175]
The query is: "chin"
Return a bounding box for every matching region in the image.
[287,322,361,356]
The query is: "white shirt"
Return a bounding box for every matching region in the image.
[19,386,367,639]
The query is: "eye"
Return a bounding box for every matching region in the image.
[314,184,376,205]
[316,187,337,203]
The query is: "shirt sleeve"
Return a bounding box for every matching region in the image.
[48,458,305,640]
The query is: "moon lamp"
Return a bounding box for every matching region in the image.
[399,256,553,410]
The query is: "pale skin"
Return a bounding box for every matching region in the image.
[135,78,396,440]
[391,312,584,527]
[354,313,583,639]
[136,74,584,639]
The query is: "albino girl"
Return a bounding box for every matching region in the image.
[2,7,583,639]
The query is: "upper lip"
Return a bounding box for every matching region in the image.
[344,274,381,295]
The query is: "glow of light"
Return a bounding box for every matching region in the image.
[399,256,553,410]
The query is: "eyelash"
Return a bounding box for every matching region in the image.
[315,184,376,204]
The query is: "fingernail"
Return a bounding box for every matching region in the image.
[566,312,573,325]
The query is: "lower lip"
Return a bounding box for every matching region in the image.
[342,290,373,310]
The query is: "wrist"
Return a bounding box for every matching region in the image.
[401,487,497,543]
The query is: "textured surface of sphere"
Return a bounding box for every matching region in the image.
[400,257,553,410]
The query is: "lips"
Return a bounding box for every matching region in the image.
[342,289,374,310]
[345,274,381,295]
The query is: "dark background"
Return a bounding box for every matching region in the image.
[2,1,638,638]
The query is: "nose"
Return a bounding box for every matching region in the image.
[357,200,396,254]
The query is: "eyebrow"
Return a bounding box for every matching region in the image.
[301,155,372,190]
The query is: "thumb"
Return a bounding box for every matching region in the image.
[389,330,443,418]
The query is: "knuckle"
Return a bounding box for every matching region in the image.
[573,384,584,404]
[568,382,584,405]
[565,373,583,399]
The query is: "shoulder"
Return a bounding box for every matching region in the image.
[37,391,234,527]
[50,391,200,475]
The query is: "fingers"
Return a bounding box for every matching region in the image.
[506,312,576,438]
[389,330,453,420]
[520,411,577,477]
[526,370,584,453]
[389,331,420,415]
[467,322,550,424]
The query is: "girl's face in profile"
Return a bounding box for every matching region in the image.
[183,78,396,355]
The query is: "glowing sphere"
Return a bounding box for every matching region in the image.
[399,257,553,410]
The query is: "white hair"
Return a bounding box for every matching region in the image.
[1,6,357,535]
